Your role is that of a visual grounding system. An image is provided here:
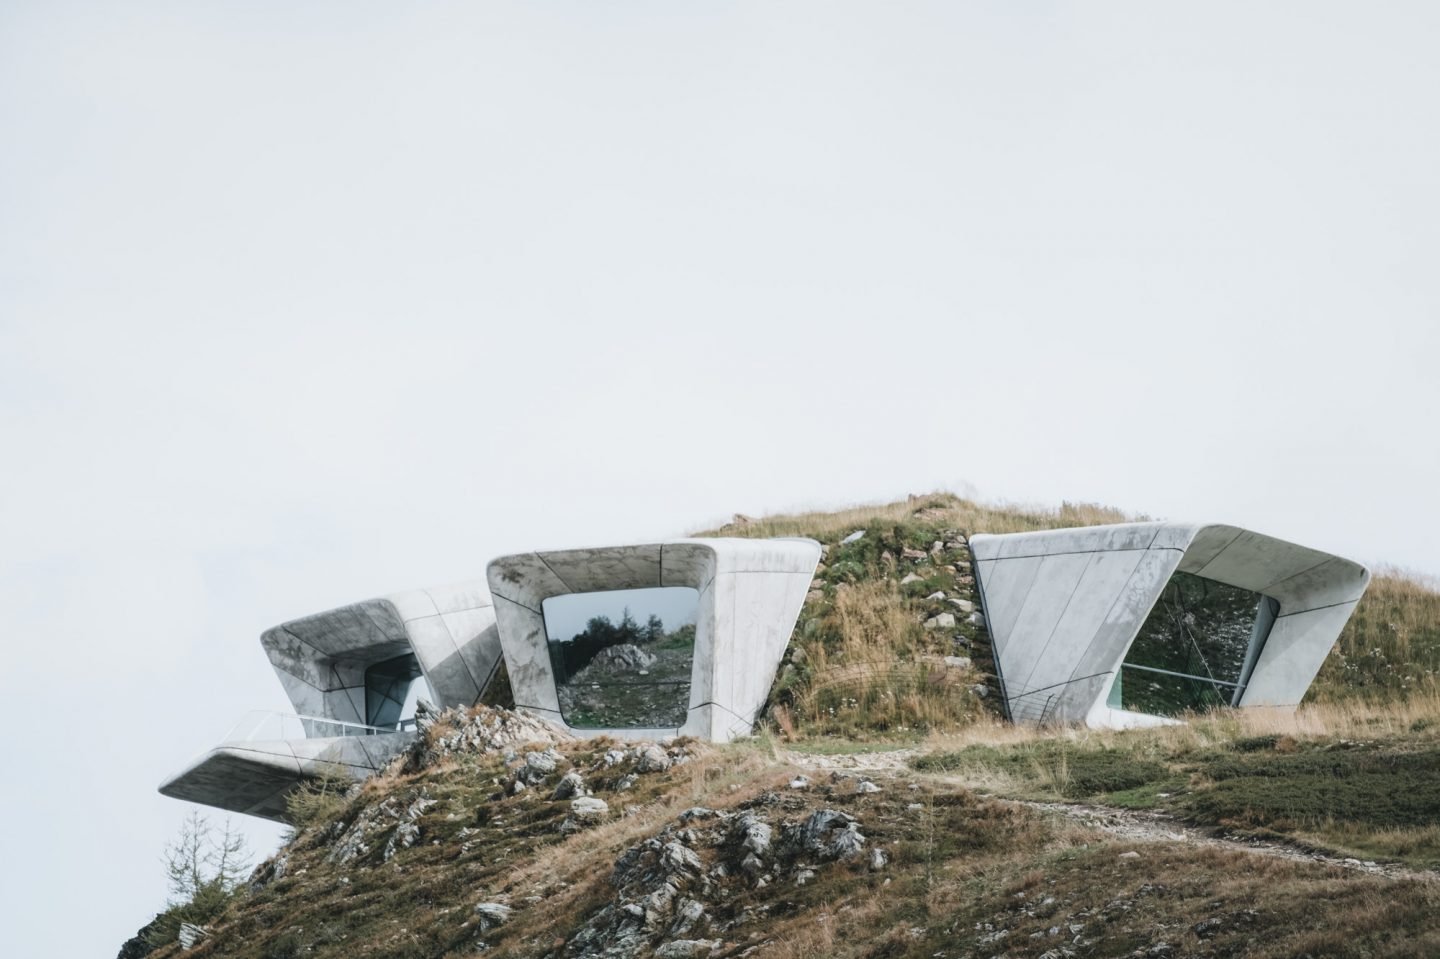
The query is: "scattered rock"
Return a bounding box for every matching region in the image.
[968,611,987,628]
[925,590,946,601]
[944,656,972,669]
[1118,850,1141,860]
[901,547,928,561]
[805,589,823,604]
[788,775,809,790]
[636,744,672,773]
[178,924,210,950]
[789,646,807,666]
[869,847,889,871]
[930,540,944,554]
[924,613,956,630]
[552,771,586,800]
[571,797,610,822]
[655,938,721,958]
[855,780,881,794]
[474,902,513,930]
[900,573,924,585]
[969,684,990,699]
[840,530,865,545]
[947,598,975,614]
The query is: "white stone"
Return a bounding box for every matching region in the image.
[924,613,956,630]
[841,530,866,544]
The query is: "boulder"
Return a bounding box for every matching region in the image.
[924,613,956,630]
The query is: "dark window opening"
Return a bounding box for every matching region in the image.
[1110,572,1278,717]
[364,653,424,729]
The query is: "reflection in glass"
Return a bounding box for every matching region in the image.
[542,586,699,729]
[1111,572,1278,716]
[365,653,424,729]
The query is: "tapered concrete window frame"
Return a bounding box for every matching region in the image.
[971,523,1370,729]
[487,538,822,743]
[159,579,501,820]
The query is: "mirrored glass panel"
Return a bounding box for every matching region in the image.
[1111,572,1277,716]
[365,653,424,729]
[542,586,699,729]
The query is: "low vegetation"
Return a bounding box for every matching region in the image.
[126,493,1440,959]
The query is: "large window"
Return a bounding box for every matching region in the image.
[1110,572,1278,716]
[542,586,698,729]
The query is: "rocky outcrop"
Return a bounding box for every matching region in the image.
[557,796,872,958]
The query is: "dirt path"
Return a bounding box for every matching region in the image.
[781,747,1439,883]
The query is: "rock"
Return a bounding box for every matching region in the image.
[906,803,923,811]
[879,550,895,566]
[788,775,809,790]
[617,773,639,791]
[636,744,672,773]
[570,797,610,822]
[552,771,586,800]
[900,573,924,585]
[968,611,987,628]
[925,590,946,601]
[669,898,706,936]
[178,924,209,950]
[1119,850,1141,860]
[944,656,971,669]
[924,613,956,630]
[474,902,513,929]
[840,530,865,544]
[587,643,657,672]
[930,540,944,554]
[520,749,559,783]
[655,940,721,958]
[855,780,881,794]
[795,869,816,885]
[947,598,975,614]
[805,589,824,604]
[734,813,772,856]
[869,847,889,871]
[945,539,967,551]
[969,684,990,698]
[794,809,866,861]
[789,646,807,666]
[901,547,927,561]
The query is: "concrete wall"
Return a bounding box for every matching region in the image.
[260,578,501,722]
[487,538,821,743]
[971,523,1370,728]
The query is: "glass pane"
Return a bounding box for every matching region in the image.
[1113,572,1272,716]
[365,653,423,729]
[542,586,698,729]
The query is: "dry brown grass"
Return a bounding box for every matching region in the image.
[694,491,1138,540]
[1314,567,1440,702]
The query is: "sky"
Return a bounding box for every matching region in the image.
[2,2,1438,955]
[545,587,699,642]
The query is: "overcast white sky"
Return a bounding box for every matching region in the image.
[4,2,1439,955]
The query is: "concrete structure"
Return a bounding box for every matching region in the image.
[159,580,499,820]
[487,538,822,743]
[971,523,1370,728]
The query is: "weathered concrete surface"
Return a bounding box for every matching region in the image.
[488,538,822,743]
[260,578,501,723]
[971,523,1370,728]
[157,732,415,821]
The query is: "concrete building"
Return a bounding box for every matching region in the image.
[486,538,822,743]
[971,523,1370,728]
[158,580,498,820]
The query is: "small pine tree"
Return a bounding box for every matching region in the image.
[145,812,252,947]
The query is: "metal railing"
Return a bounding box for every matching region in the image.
[220,710,417,744]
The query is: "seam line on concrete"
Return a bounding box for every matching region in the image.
[1258,557,1341,596]
[1276,599,1360,619]
[494,592,542,616]
[1061,549,1156,694]
[422,587,484,700]
[1017,552,1100,695]
[537,554,576,594]
[1192,529,1248,579]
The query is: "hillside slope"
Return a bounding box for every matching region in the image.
[129,494,1440,959]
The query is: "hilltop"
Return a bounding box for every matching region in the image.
[126,494,1440,959]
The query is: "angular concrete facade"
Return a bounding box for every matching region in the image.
[971,523,1370,728]
[159,579,499,821]
[487,538,822,743]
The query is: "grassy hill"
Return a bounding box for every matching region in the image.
[130,494,1440,959]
